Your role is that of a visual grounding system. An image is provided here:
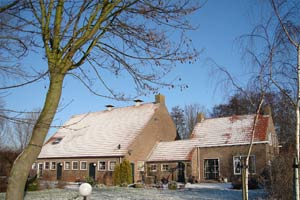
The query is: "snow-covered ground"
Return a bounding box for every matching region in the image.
[0,183,266,200]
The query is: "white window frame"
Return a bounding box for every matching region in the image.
[44,161,50,170]
[98,161,106,171]
[80,161,87,170]
[233,155,256,175]
[137,161,145,172]
[150,164,157,172]
[50,162,56,170]
[72,161,78,170]
[161,164,169,172]
[64,161,71,170]
[109,161,116,171]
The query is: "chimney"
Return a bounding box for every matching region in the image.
[263,105,272,116]
[196,113,205,123]
[155,94,165,105]
[134,99,143,107]
[105,104,114,111]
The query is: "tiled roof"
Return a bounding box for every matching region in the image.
[38,103,160,158]
[147,139,200,162]
[192,114,270,147]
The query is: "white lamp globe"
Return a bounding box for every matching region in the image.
[79,183,92,196]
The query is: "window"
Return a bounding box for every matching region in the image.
[80,161,87,170]
[64,161,71,170]
[32,163,37,170]
[204,159,219,180]
[161,164,169,171]
[51,162,56,170]
[137,161,145,171]
[72,161,78,170]
[44,162,50,170]
[98,161,106,171]
[150,164,157,172]
[233,155,256,175]
[52,137,63,145]
[109,161,116,171]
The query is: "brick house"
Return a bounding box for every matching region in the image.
[146,110,279,183]
[36,94,176,185]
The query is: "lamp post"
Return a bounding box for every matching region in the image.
[79,183,92,200]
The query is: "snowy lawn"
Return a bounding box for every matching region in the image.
[0,183,266,200]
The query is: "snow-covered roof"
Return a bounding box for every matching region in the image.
[38,103,160,158]
[192,114,270,147]
[147,139,200,162]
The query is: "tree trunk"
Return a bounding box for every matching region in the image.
[295,46,300,200]
[242,158,249,200]
[5,73,65,200]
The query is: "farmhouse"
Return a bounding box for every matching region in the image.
[36,94,176,184]
[146,109,279,183]
[36,93,279,185]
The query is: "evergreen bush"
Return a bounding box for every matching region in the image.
[113,159,132,186]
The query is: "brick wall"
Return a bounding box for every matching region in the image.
[145,161,192,183]
[126,103,176,182]
[198,144,270,182]
[37,157,121,185]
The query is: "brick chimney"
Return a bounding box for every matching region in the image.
[196,113,205,123]
[263,105,272,116]
[134,99,143,107]
[105,104,114,111]
[155,94,165,105]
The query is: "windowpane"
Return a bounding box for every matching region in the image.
[80,161,87,170]
[150,164,157,172]
[233,155,256,175]
[51,162,56,170]
[109,161,116,171]
[45,162,50,170]
[99,161,106,171]
[161,164,169,171]
[204,159,219,180]
[137,161,145,171]
[65,162,71,170]
[72,161,78,170]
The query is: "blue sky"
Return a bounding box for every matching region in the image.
[4,0,266,137]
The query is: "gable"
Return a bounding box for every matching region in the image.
[38,103,160,158]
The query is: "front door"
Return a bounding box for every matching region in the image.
[130,163,135,183]
[177,162,185,183]
[57,163,62,180]
[204,159,219,180]
[38,163,43,178]
[89,163,96,180]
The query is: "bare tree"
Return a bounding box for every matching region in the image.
[241,0,300,198]
[170,106,185,140]
[1,1,201,199]
[184,103,207,138]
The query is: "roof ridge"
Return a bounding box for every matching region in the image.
[70,102,157,118]
[205,113,259,121]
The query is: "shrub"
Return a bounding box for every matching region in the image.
[267,149,293,199]
[168,181,177,190]
[85,176,96,186]
[113,160,132,186]
[27,180,39,191]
